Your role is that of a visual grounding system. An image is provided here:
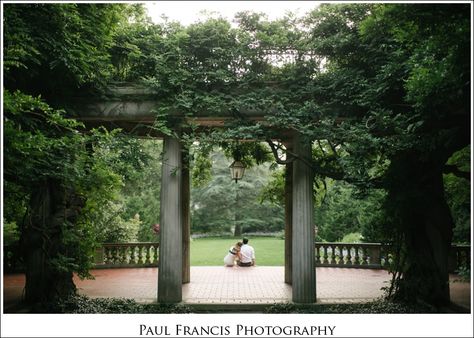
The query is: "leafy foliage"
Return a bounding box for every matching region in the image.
[41,295,440,314]
[83,137,162,243]
[263,299,437,314]
[4,3,128,97]
[3,3,141,301]
[3,2,470,309]
[316,181,387,242]
[260,170,387,242]
[191,151,284,235]
[41,295,191,314]
[302,4,470,306]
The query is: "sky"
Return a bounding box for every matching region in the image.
[145,1,320,25]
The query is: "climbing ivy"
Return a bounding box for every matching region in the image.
[3,2,470,308]
[110,4,470,307]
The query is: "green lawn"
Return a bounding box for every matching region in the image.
[190,237,284,266]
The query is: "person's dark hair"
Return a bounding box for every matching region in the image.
[243,237,249,244]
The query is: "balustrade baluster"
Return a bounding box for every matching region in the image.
[110,246,117,265]
[323,246,329,265]
[132,245,137,264]
[112,246,118,264]
[127,246,132,264]
[119,245,124,265]
[353,246,360,265]
[346,246,352,265]
[120,246,127,264]
[337,246,343,265]
[112,247,120,264]
[145,244,151,264]
[137,245,143,264]
[105,247,114,264]
[105,247,113,264]
[132,246,138,264]
[134,246,140,264]
[315,245,321,264]
[337,246,344,265]
[150,245,156,264]
[138,245,145,265]
[361,247,368,265]
[330,245,335,264]
[128,246,134,264]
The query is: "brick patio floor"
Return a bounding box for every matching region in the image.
[3,267,471,309]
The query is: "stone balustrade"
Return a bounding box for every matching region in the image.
[94,242,159,268]
[91,241,469,272]
[315,242,387,269]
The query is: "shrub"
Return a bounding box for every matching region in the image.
[43,295,191,313]
[340,232,363,243]
[263,299,436,314]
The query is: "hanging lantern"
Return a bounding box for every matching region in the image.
[229,160,246,183]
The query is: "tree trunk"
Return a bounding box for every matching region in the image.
[22,180,78,304]
[233,185,242,237]
[385,151,453,307]
[233,221,242,237]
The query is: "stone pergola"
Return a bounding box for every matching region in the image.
[67,84,316,303]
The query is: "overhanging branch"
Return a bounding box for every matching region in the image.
[266,140,295,165]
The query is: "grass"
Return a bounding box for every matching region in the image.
[190,237,284,266]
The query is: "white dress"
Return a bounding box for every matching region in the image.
[223,246,238,266]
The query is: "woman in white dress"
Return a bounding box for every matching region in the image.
[223,242,242,267]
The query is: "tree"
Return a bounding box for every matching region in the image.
[4,90,106,301]
[304,4,470,306]
[315,181,386,242]
[108,5,469,307]
[443,146,471,244]
[191,150,284,236]
[4,3,128,98]
[3,3,134,303]
[115,139,163,242]
[4,3,469,309]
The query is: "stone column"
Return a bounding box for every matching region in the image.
[284,144,293,285]
[182,149,191,284]
[158,136,183,303]
[292,133,316,303]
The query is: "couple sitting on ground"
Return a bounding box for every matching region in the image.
[224,237,255,267]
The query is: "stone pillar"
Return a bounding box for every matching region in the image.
[284,145,293,285]
[368,245,382,268]
[292,133,316,303]
[94,247,105,266]
[182,149,191,284]
[158,136,183,303]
